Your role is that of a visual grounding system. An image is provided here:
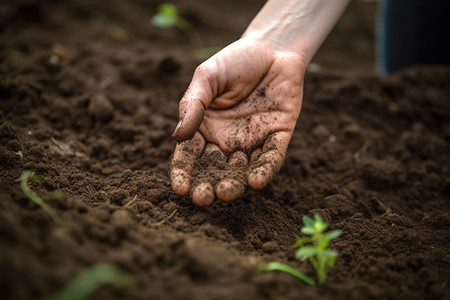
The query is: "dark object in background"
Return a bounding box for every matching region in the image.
[377,0,450,73]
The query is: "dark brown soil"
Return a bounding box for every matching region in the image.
[1,0,449,299]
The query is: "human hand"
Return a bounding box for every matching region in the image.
[170,37,305,206]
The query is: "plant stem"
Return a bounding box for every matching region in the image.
[317,255,327,285]
[318,266,326,285]
[175,17,204,49]
[313,232,328,285]
[308,256,319,276]
[20,171,62,225]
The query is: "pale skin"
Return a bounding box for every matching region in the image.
[170,0,350,207]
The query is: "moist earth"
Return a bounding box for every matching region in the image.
[1,0,449,299]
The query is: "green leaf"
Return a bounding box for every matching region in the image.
[328,256,337,267]
[317,239,330,250]
[1,47,22,58]
[260,262,315,286]
[295,246,317,260]
[43,263,135,300]
[313,214,327,232]
[302,215,314,228]
[151,3,178,28]
[151,14,175,28]
[320,249,338,258]
[20,170,62,225]
[300,227,314,235]
[324,230,342,241]
[293,237,311,248]
[29,171,41,183]
[158,3,178,17]
[314,213,323,223]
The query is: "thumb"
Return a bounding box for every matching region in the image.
[173,65,216,142]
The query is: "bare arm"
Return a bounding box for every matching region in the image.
[243,0,350,64]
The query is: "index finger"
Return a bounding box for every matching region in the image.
[170,132,205,196]
[173,64,216,142]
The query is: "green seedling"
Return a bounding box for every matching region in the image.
[151,2,221,58]
[259,261,316,286]
[20,170,62,225]
[259,214,342,286]
[43,263,135,300]
[1,47,22,58]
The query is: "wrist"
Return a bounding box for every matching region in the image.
[242,0,350,65]
[238,34,308,76]
[241,31,310,68]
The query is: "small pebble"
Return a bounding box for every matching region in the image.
[111,209,135,236]
[88,93,114,122]
[262,241,278,253]
[109,189,128,206]
[312,124,330,137]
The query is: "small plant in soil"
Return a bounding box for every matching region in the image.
[151,2,221,58]
[1,46,22,58]
[259,214,342,286]
[19,170,62,225]
[44,263,135,300]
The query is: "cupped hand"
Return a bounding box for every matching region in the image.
[170,37,305,207]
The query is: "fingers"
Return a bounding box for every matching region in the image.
[216,151,248,202]
[216,178,246,202]
[204,143,226,158]
[173,65,216,142]
[248,131,291,190]
[228,151,248,167]
[191,143,225,206]
[192,182,214,207]
[250,148,262,163]
[170,132,205,196]
[191,148,248,206]
[172,130,291,204]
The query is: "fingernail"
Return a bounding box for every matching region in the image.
[172,119,182,139]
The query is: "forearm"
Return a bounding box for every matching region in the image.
[242,0,350,65]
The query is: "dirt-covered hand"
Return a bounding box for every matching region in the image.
[170,37,305,206]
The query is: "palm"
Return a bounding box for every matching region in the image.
[170,38,305,206]
[199,61,302,152]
